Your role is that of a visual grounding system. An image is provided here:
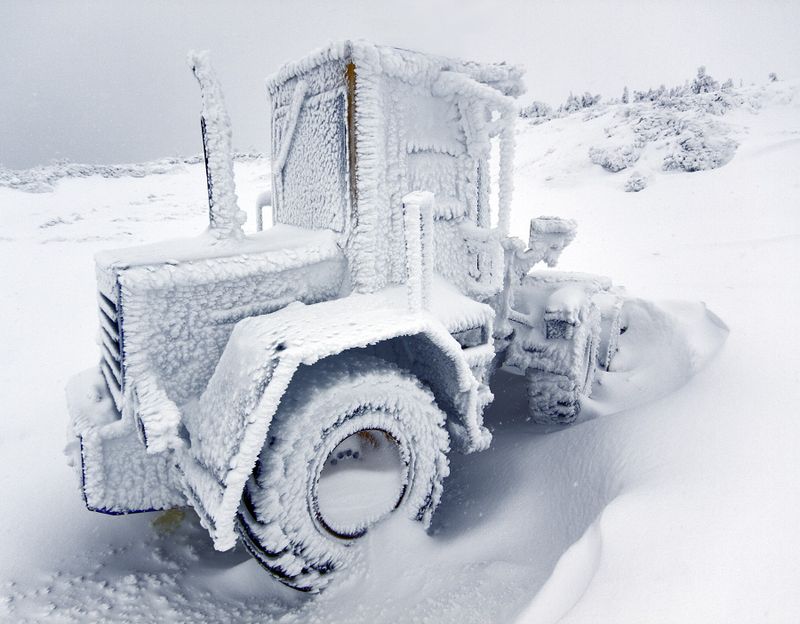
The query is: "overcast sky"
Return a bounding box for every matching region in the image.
[2,0,799,169]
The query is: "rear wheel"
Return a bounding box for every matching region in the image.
[526,297,601,425]
[236,353,450,592]
[526,369,584,424]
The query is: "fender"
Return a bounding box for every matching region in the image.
[175,286,494,550]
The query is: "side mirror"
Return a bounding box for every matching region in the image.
[529,216,577,267]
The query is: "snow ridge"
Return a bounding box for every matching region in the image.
[0,153,265,194]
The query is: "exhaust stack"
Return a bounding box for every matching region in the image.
[189,50,245,240]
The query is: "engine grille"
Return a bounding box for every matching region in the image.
[97,290,123,407]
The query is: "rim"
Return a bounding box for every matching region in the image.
[311,427,410,540]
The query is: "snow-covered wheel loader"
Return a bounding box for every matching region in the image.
[65,41,624,592]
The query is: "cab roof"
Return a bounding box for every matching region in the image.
[265,40,526,98]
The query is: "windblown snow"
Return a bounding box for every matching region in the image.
[1,78,798,623]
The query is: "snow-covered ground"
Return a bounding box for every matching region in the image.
[1,79,798,623]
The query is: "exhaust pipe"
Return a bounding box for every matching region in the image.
[188,50,245,240]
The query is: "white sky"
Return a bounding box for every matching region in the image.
[2,0,799,168]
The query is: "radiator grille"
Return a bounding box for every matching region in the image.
[98,290,123,407]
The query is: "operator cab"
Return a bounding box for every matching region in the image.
[266,40,525,300]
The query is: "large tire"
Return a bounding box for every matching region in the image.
[236,353,450,592]
[526,370,584,424]
[527,310,599,425]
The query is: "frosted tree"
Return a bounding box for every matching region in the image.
[691,66,719,94]
[558,91,601,114]
[519,101,553,122]
[622,86,629,104]
[581,92,602,108]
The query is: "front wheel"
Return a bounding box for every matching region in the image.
[236,353,450,592]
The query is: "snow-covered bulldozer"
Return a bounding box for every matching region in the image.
[66,41,622,592]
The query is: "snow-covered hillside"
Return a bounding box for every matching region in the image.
[1,79,798,623]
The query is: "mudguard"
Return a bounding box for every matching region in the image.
[175,285,494,550]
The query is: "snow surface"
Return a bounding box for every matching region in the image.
[1,79,799,622]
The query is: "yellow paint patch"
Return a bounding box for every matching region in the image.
[152,508,186,534]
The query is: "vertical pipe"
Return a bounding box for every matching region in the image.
[255,189,272,232]
[403,191,435,312]
[496,120,515,237]
[420,198,434,309]
[403,198,422,312]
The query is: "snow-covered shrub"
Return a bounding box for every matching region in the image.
[691,66,719,94]
[662,124,737,172]
[569,66,783,186]
[689,92,734,115]
[624,171,648,192]
[631,110,688,142]
[559,91,601,114]
[519,101,553,123]
[589,143,641,172]
[633,84,688,104]
[633,85,662,103]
